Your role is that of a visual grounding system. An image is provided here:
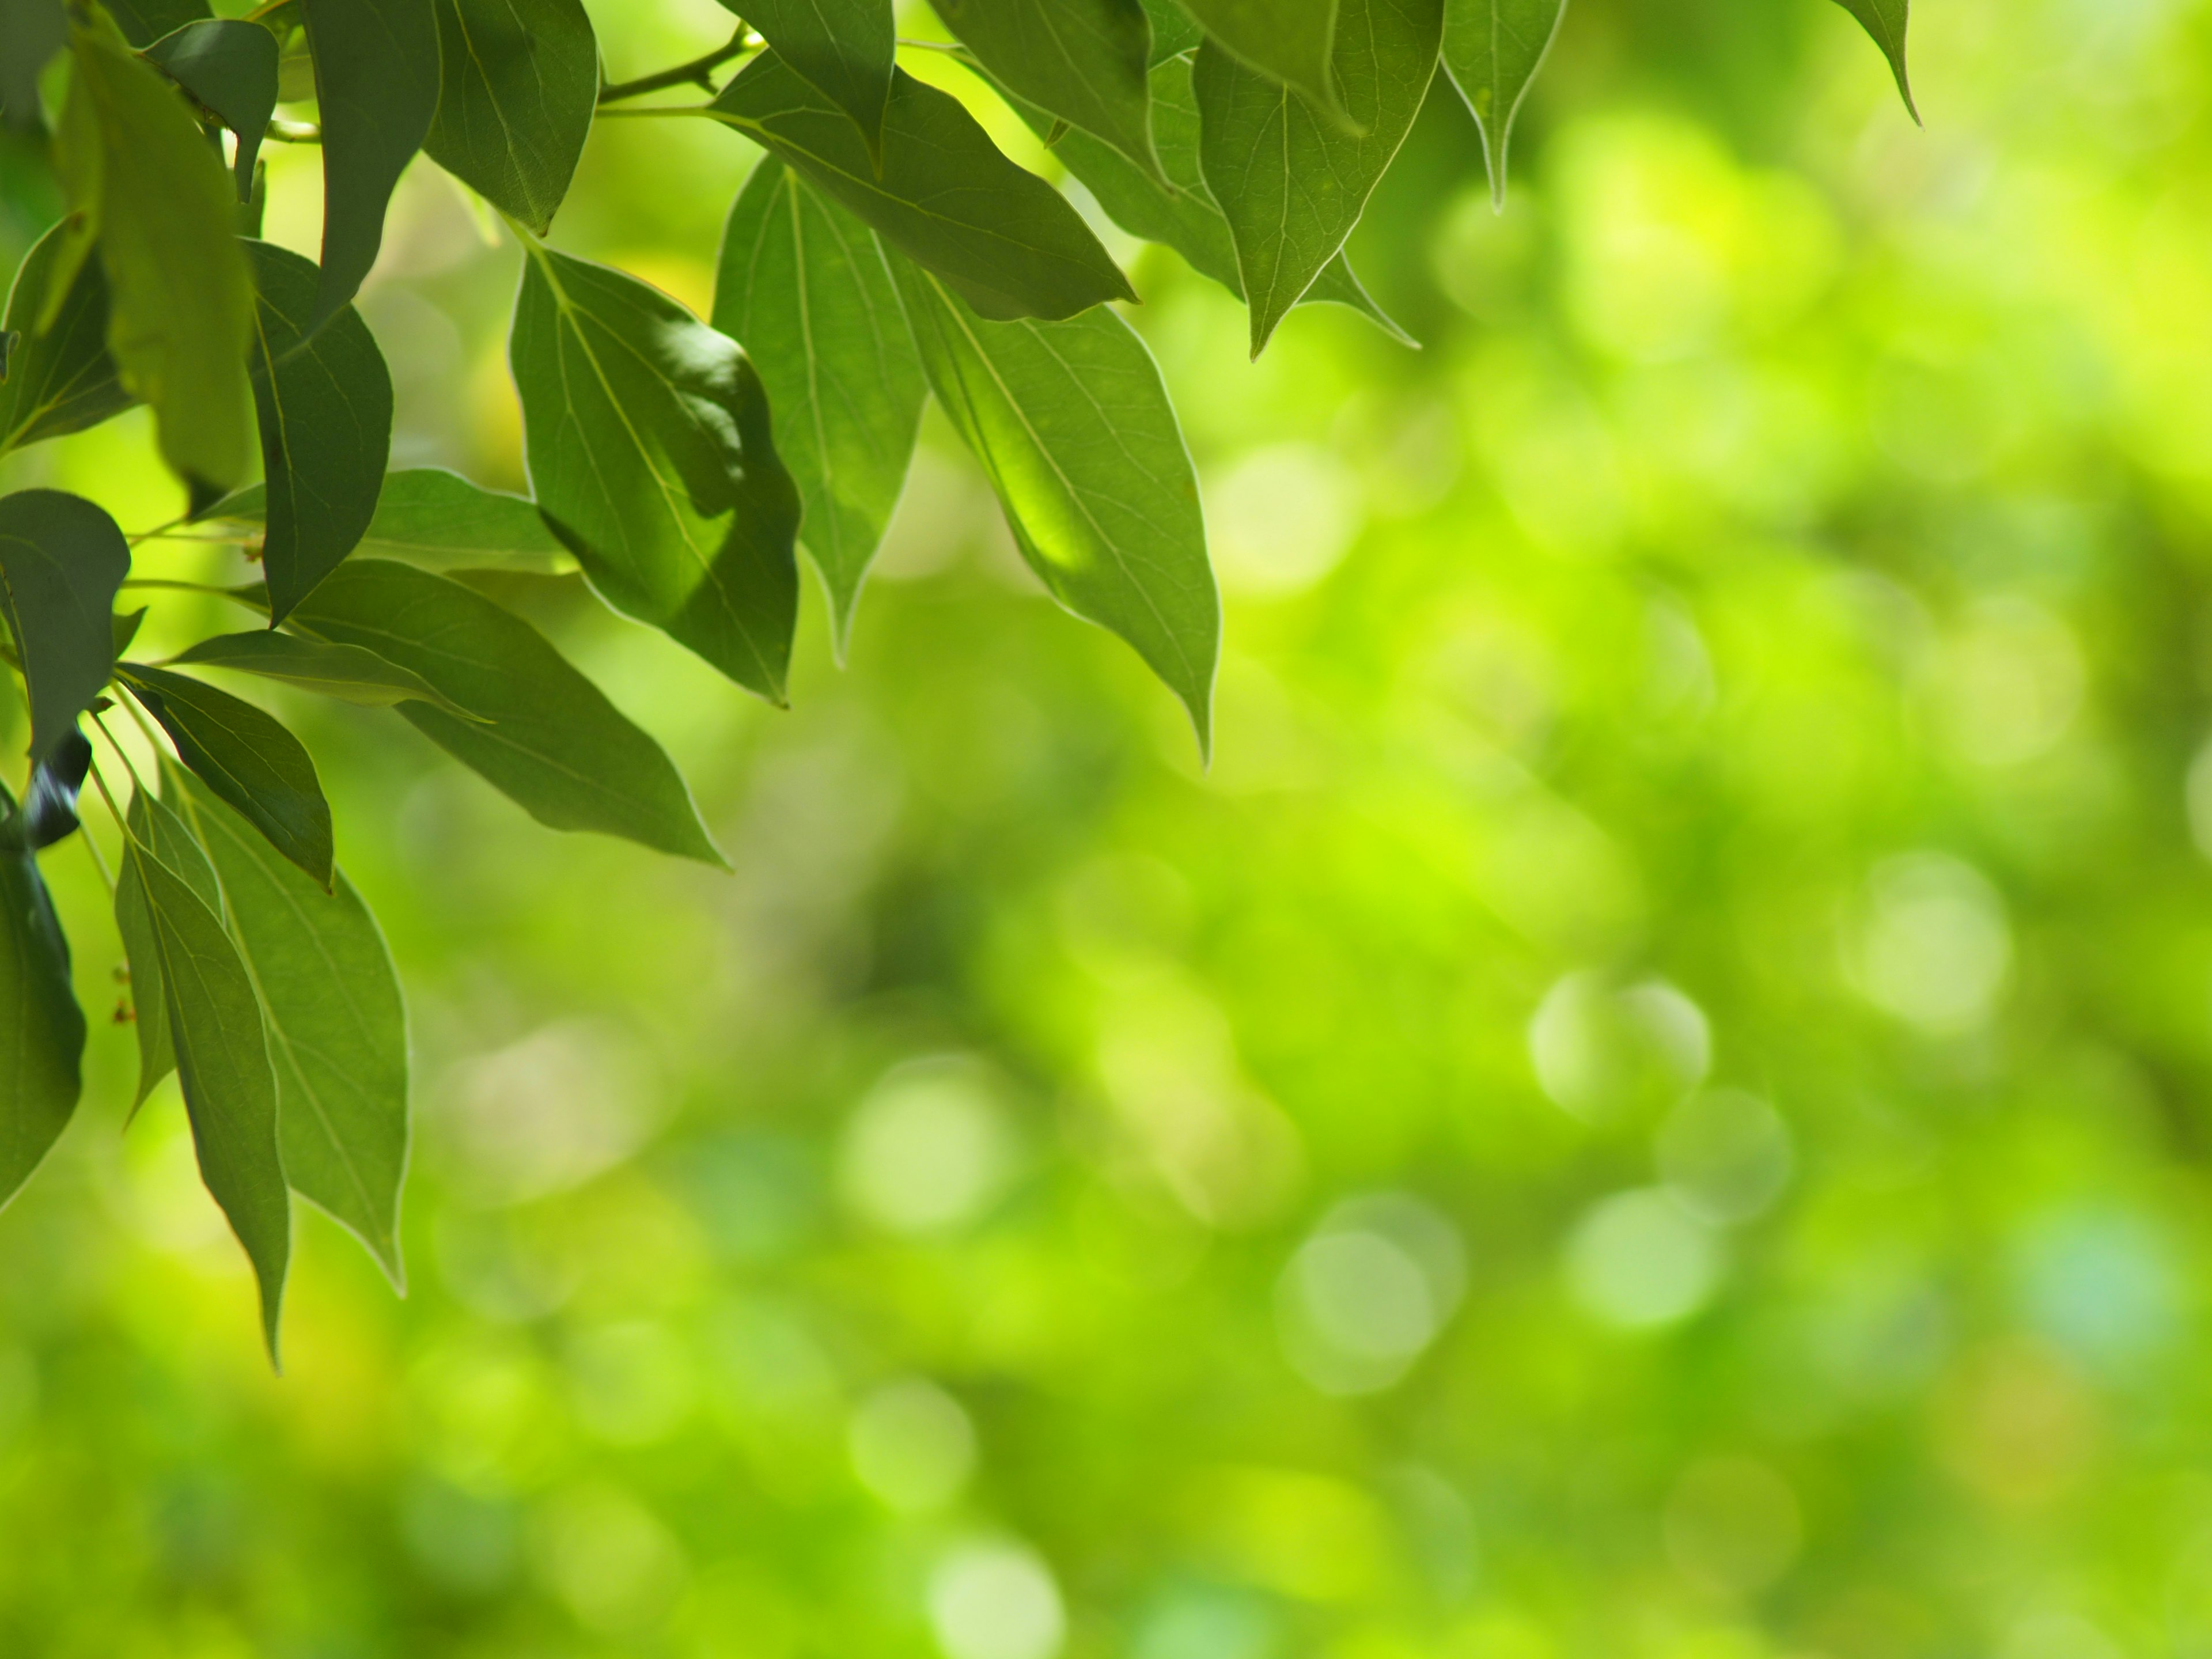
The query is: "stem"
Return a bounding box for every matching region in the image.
[90,711,151,804]
[597,28,753,104]
[119,578,263,607]
[593,105,717,119]
[127,514,187,547]
[78,808,115,897]
[266,118,321,144]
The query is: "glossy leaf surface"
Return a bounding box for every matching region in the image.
[423,0,597,234]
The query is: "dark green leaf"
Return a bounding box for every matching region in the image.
[511,243,800,703]
[0,774,81,1211]
[0,0,66,130]
[888,259,1218,752]
[286,560,727,866]
[298,0,440,327]
[713,160,923,656]
[127,828,290,1362]
[241,239,393,621]
[733,0,894,156]
[1176,0,1342,120]
[173,771,408,1290]
[0,488,127,763]
[144,18,277,201]
[55,12,255,499]
[170,628,480,718]
[708,50,1132,323]
[16,727,89,849]
[1018,49,1411,343]
[1142,0,1202,62]
[118,662,334,888]
[1833,0,1916,121]
[422,0,596,235]
[112,782,222,1107]
[0,218,130,454]
[1195,0,1441,355]
[936,0,1160,181]
[103,0,209,48]
[207,468,572,572]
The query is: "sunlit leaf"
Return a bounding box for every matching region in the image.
[285,560,728,866]
[888,258,1218,752]
[113,782,221,1108]
[298,0,440,327]
[173,771,408,1290]
[1195,0,1441,355]
[1440,0,1566,208]
[512,243,801,703]
[937,0,1161,181]
[731,0,894,156]
[118,662,334,889]
[423,0,597,235]
[170,629,481,718]
[708,50,1133,323]
[714,160,924,657]
[0,775,82,1210]
[1142,0,1202,61]
[0,488,127,764]
[209,468,572,573]
[0,217,130,453]
[1175,0,1343,120]
[241,239,393,622]
[143,18,276,202]
[1833,0,1917,122]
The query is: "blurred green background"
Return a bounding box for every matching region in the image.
[6,0,2212,1653]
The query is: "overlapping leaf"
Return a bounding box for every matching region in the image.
[0,777,82,1210]
[1441,0,1567,207]
[0,488,127,763]
[714,160,925,654]
[1195,0,1442,355]
[143,17,276,201]
[936,0,1161,181]
[0,219,129,454]
[708,50,1132,322]
[113,783,221,1107]
[171,630,479,717]
[1176,0,1342,119]
[103,0,210,47]
[512,243,800,703]
[888,259,1218,751]
[210,468,572,573]
[423,0,597,234]
[285,560,727,865]
[731,0,895,155]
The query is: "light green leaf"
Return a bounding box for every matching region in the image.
[113,784,221,1109]
[55,12,254,501]
[1175,0,1343,120]
[285,560,728,866]
[1142,0,1202,62]
[713,160,924,657]
[0,488,127,764]
[169,629,482,719]
[127,828,290,1362]
[207,468,573,573]
[241,240,393,622]
[0,777,82,1211]
[1440,0,1565,207]
[708,50,1134,323]
[1833,0,1917,122]
[299,0,441,327]
[1018,49,1411,343]
[0,217,129,454]
[1195,0,1441,355]
[173,772,408,1291]
[143,18,277,202]
[935,0,1161,182]
[888,259,1218,752]
[118,662,334,888]
[423,0,597,235]
[511,242,801,703]
[730,0,895,155]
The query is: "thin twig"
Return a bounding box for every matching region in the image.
[597,28,754,104]
[78,809,115,897]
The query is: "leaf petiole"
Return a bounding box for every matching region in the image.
[597,28,756,105]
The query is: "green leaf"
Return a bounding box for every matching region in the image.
[887,260,1218,751]
[0,488,127,764]
[935,0,1161,182]
[732,0,894,156]
[172,771,408,1290]
[118,662,334,888]
[14,728,90,849]
[422,0,597,235]
[126,825,290,1362]
[112,782,223,1108]
[511,242,801,703]
[713,160,924,657]
[168,629,481,719]
[0,777,82,1211]
[0,217,130,452]
[1142,0,1203,62]
[241,239,393,622]
[103,0,210,48]
[1016,49,1411,344]
[1195,0,1441,355]
[708,50,1133,323]
[207,468,573,573]
[143,18,277,202]
[1440,0,1565,209]
[55,12,255,500]
[298,0,441,327]
[1833,0,1917,122]
[1176,0,1343,120]
[0,0,66,130]
[286,560,727,866]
